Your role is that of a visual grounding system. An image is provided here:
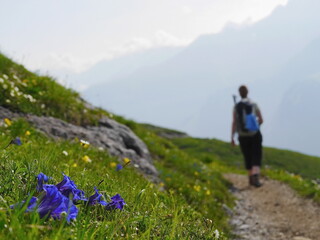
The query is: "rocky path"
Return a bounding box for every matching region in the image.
[224,174,320,240]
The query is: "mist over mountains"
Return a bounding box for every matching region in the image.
[81,0,320,156]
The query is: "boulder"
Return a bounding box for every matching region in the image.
[0,106,159,182]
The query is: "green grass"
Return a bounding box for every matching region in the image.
[0,119,227,240]
[0,53,102,125]
[169,136,320,203]
[171,137,320,180]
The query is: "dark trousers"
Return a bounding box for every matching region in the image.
[238,131,262,170]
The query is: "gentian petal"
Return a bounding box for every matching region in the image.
[116,164,123,171]
[38,185,78,222]
[10,196,38,212]
[12,137,22,146]
[36,173,50,192]
[88,187,107,206]
[106,194,126,210]
[56,174,87,203]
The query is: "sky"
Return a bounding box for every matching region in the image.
[0,0,287,76]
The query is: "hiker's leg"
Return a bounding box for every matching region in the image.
[250,132,263,187]
[239,136,252,171]
[251,166,260,175]
[252,131,263,169]
[239,136,254,185]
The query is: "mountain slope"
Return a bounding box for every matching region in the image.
[82,0,320,156]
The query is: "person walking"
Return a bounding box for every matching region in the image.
[231,85,263,187]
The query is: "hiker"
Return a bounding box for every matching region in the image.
[231,85,263,187]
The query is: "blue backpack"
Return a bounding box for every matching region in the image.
[235,101,259,132]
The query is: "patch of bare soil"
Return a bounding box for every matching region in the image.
[224,174,320,240]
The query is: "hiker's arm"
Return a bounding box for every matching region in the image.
[231,110,236,146]
[257,110,263,125]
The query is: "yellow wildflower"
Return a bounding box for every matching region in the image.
[110,162,117,168]
[72,163,78,167]
[25,130,31,136]
[193,185,201,192]
[206,190,211,196]
[123,157,131,167]
[194,171,199,176]
[159,182,165,187]
[82,155,92,163]
[4,118,12,126]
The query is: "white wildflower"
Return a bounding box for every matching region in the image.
[62,150,68,156]
[10,90,15,97]
[41,104,45,109]
[5,99,11,103]
[214,229,220,239]
[3,84,8,89]
[0,78,4,83]
[3,74,8,80]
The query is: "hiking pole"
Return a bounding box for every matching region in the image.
[232,94,237,105]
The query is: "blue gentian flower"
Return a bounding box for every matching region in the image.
[38,185,78,222]
[88,187,107,206]
[56,174,87,203]
[11,186,78,222]
[116,164,123,171]
[36,173,50,192]
[12,137,22,146]
[10,196,38,212]
[106,194,126,210]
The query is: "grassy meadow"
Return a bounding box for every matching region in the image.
[1,52,320,240]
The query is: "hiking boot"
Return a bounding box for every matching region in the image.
[251,174,262,187]
[249,175,254,186]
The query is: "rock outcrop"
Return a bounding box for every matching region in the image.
[0,106,159,182]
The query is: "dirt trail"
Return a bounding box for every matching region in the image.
[224,174,320,240]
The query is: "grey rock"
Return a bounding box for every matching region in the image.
[0,106,159,182]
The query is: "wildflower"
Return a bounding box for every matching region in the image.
[214,229,220,239]
[88,187,107,206]
[56,174,87,203]
[72,163,78,168]
[3,84,8,89]
[82,155,92,163]
[25,130,31,136]
[62,151,68,156]
[4,118,12,126]
[3,74,8,80]
[36,173,50,192]
[11,137,22,146]
[194,171,199,176]
[5,99,11,103]
[110,162,117,168]
[106,194,126,210]
[0,78,3,83]
[193,185,201,192]
[206,190,211,196]
[159,182,165,187]
[80,139,90,148]
[11,185,78,223]
[116,164,123,171]
[123,157,131,166]
[37,185,78,222]
[10,196,38,212]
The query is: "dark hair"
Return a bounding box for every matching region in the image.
[239,85,248,98]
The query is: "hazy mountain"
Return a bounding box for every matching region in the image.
[69,47,183,91]
[82,0,320,156]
